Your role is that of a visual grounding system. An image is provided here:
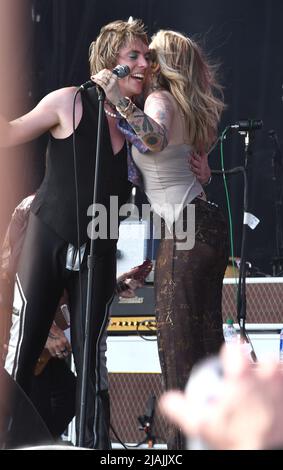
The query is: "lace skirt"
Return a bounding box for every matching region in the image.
[154,198,229,449]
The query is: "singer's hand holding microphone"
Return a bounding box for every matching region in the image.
[80,65,130,105]
[80,64,130,106]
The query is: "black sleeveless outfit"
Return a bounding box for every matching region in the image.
[6,87,131,449]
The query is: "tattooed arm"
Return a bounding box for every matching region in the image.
[91,69,173,153]
[117,90,173,152]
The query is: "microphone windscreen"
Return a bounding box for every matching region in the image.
[112,64,130,78]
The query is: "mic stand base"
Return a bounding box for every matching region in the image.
[239,324,258,362]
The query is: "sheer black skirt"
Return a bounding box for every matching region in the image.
[154,198,229,450]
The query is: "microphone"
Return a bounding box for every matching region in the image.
[231,119,263,131]
[80,64,130,90]
[112,64,130,78]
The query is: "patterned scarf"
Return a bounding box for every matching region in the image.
[117,118,148,189]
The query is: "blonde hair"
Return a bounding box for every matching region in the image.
[150,30,224,153]
[89,19,148,75]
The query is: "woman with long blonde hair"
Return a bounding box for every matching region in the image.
[93,28,229,450]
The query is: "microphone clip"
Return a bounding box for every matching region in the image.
[231,119,263,133]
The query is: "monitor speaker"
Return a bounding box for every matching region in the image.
[0,367,53,449]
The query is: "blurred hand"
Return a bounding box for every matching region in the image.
[159,345,283,450]
[190,152,211,185]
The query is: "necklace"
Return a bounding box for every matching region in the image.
[105,98,116,110]
[104,99,120,118]
[104,107,119,119]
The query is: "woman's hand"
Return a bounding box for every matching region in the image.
[190,152,211,185]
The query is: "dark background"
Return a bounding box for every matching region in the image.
[1,0,282,275]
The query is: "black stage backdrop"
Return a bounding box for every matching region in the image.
[1,0,282,274]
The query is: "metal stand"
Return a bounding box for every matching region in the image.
[235,131,257,361]
[214,125,260,362]
[236,132,250,338]
[78,86,105,447]
[138,395,156,448]
[269,130,283,276]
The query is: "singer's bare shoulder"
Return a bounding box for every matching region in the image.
[0,86,82,147]
[47,86,80,106]
[45,87,83,140]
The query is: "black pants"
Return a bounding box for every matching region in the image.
[30,358,76,439]
[155,199,229,450]
[5,213,115,448]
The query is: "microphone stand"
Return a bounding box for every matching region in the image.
[78,86,105,447]
[213,127,258,362]
[236,131,257,361]
[269,131,283,276]
[138,395,156,448]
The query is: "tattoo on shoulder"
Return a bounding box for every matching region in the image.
[144,135,159,147]
[142,115,154,133]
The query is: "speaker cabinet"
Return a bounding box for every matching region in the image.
[222,278,283,324]
[109,372,166,445]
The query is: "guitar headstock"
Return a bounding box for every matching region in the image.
[132,259,153,283]
[116,259,153,294]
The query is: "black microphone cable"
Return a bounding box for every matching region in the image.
[72,87,84,355]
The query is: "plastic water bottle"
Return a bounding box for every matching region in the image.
[279,328,283,361]
[223,318,238,345]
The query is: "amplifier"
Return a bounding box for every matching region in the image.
[108,316,156,335]
[110,278,283,327]
[109,284,155,336]
[111,284,154,317]
[222,278,283,324]
[107,334,165,445]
